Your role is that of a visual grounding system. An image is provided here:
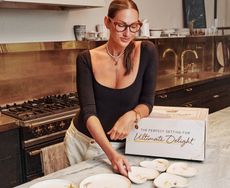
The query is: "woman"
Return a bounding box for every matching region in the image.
[64,0,158,177]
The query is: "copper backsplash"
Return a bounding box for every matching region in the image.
[0,50,76,105]
[0,41,92,105]
[0,36,222,105]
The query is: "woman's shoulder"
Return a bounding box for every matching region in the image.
[76,50,92,69]
[77,50,91,64]
[77,50,90,59]
[133,40,156,55]
[140,40,157,51]
[139,40,159,66]
[140,40,158,59]
[90,44,105,56]
[89,44,107,65]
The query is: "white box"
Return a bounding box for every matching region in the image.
[125,106,209,161]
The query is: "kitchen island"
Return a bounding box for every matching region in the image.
[15,107,230,188]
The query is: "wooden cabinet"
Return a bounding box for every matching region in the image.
[0,0,105,10]
[0,128,22,188]
[155,76,230,113]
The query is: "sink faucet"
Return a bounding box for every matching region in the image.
[162,48,178,74]
[180,49,198,74]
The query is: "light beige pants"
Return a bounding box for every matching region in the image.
[64,121,124,166]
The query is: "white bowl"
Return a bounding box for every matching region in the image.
[150,30,162,37]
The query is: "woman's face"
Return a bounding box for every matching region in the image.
[106,8,140,48]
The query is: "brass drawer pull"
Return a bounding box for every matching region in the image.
[213,94,220,98]
[29,149,41,156]
[184,103,193,107]
[185,88,193,92]
[159,94,168,99]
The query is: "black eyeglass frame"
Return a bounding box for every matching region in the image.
[108,17,143,33]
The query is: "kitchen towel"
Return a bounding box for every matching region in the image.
[41,142,69,175]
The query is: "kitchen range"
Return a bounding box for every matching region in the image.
[0,93,79,182]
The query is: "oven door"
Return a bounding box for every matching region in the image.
[22,131,65,182]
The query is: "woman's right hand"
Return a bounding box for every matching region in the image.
[107,110,136,140]
[108,151,131,177]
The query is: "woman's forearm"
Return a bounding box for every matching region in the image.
[133,104,150,119]
[86,115,130,176]
[86,116,117,159]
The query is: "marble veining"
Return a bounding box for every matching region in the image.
[15,107,230,188]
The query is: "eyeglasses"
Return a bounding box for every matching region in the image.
[109,17,142,33]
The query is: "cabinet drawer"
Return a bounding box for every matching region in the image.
[0,128,22,188]
[182,90,230,113]
[155,91,184,106]
[0,129,20,160]
[155,77,230,108]
[0,155,22,188]
[185,80,227,97]
[155,85,210,106]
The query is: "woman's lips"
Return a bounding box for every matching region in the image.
[120,37,130,43]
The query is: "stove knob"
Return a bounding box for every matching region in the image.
[48,124,55,132]
[34,127,43,136]
[60,121,66,129]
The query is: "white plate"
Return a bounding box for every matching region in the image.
[128,166,160,184]
[140,158,169,172]
[166,162,197,177]
[79,173,131,188]
[217,42,225,66]
[154,173,189,188]
[29,179,76,188]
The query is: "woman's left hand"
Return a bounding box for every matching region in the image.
[107,110,135,140]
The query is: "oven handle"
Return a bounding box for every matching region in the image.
[29,149,41,156]
[28,141,65,156]
[23,130,66,148]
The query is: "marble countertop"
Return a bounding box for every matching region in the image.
[156,70,230,93]
[15,107,230,188]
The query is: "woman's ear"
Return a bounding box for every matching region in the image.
[104,16,110,29]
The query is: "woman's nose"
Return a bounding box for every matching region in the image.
[123,27,131,36]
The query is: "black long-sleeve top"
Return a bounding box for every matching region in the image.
[74,40,159,141]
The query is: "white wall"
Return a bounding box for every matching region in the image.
[134,0,183,29]
[217,0,227,27]
[225,0,230,26]
[0,0,228,43]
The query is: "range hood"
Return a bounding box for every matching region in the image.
[0,0,105,10]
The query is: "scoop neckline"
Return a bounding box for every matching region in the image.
[89,41,143,91]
